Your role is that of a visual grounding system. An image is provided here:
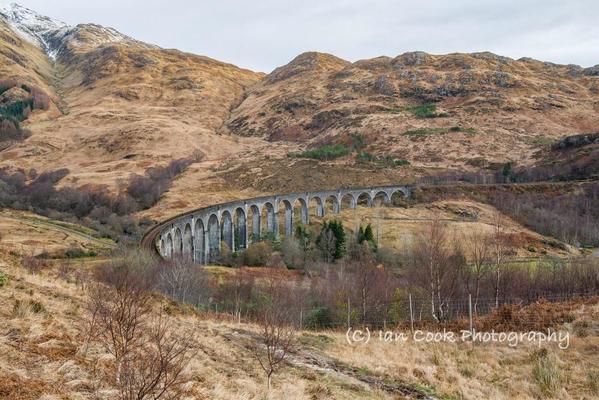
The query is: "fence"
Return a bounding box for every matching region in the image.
[191,290,598,332]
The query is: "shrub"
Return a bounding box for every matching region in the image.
[65,247,97,259]
[356,151,375,163]
[243,242,273,266]
[349,132,366,152]
[0,271,7,287]
[403,127,447,137]
[304,307,335,329]
[12,299,45,317]
[29,300,45,314]
[21,255,43,274]
[290,144,350,160]
[408,103,447,118]
[588,370,599,395]
[531,349,561,395]
[449,126,476,134]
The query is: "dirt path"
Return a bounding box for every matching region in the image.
[225,328,437,399]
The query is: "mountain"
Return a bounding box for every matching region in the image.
[0,2,152,59]
[0,1,68,59]
[227,51,599,171]
[0,3,597,219]
[0,2,263,203]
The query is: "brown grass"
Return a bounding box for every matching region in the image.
[2,249,599,399]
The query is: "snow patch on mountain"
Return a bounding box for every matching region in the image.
[0,2,155,60]
[0,1,69,60]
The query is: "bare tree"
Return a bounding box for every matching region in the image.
[464,229,492,314]
[412,219,452,322]
[21,253,43,275]
[218,267,254,321]
[86,270,152,386]
[317,228,337,263]
[251,270,296,395]
[158,257,205,304]
[347,242,384,326]
[281,236,304,269]
[490,211,511,308]
[86,262,194,399]
[117,315,194,400]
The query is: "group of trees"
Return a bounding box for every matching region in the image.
[0,80,50,142]
[126,155,200,210]
[82,251,296,397]
[196,215,599,329]
[0,155,200,242]
[75,213,599,396]
[0,168,141,241]
[491,185,599,248]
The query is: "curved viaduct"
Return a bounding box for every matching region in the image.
[144,185,411,264]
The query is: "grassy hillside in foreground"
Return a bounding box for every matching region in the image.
[0,209,115,257]
[0,252,598,399]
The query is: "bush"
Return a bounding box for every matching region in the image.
[403,127,447,137]
[127,157,194,210]
[356,151,375,163]
[304,307,335,329]
[12,299,45,317]
[449,126,476,134]
[243,242,273,266]
[0,271,7,287]
[65,247,97,259]
[22,255,43,274]
[532,349,561,395]
[291,144,350,161]
[29,300,45,314]
[408,103,447,118]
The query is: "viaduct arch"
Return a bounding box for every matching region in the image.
[148,185,411,264]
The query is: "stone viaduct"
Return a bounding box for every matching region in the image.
[151,185,411,264]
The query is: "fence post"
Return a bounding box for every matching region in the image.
[468,294,473,334]
[347,298,351,329]
[409,293,414,334]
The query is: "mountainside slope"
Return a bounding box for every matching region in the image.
[227,51,599,170]
[0,3,597,219]
[0,2,264,191]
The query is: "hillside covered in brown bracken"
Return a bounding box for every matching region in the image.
[1,4,598,218]
[0,11,263,199]
[227,51,599,168]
